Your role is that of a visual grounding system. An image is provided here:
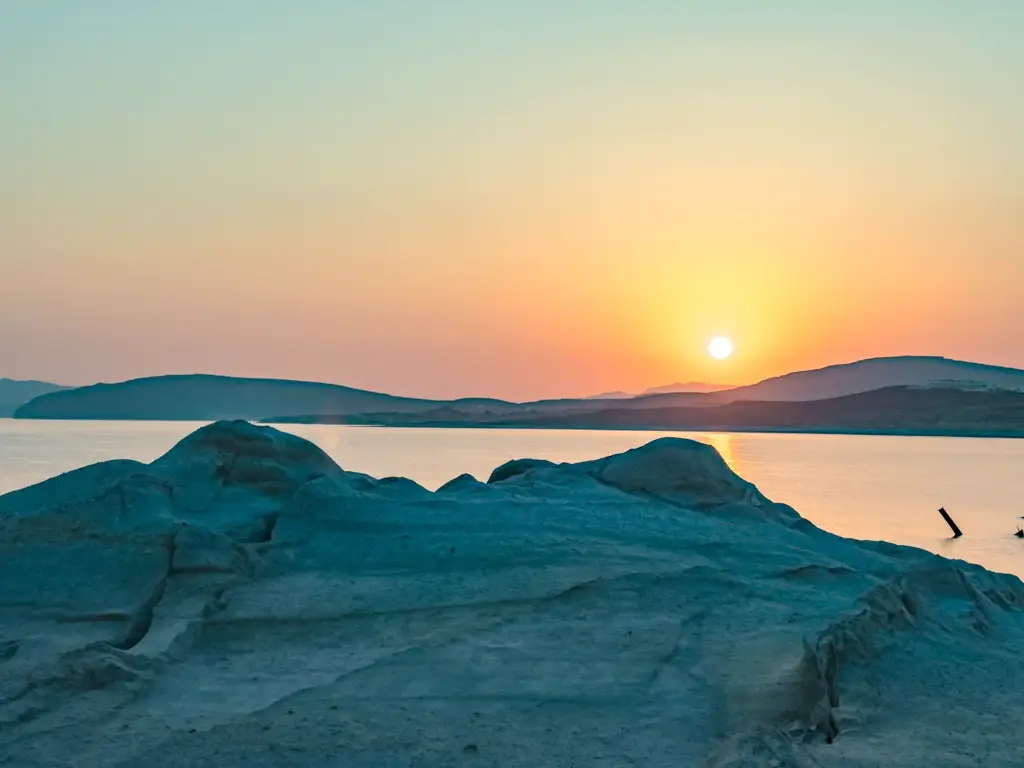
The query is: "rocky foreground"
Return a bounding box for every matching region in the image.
[1,421,1022,767]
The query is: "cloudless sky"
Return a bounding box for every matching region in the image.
[2,2,1022,400]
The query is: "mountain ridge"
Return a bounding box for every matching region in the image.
[14,355,1024,423]
[13,373,515,421]
[267,385,1024,438]
[0,378,69,417]
[586,381,730,399]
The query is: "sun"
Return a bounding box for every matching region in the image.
[708,336,734,360]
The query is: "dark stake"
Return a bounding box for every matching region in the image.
[938,507,963,538]
[1015,528,1023,539]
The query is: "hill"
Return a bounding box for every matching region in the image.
[586,382,729,399]
[640,381,731,396]
[519,385,1024,436]
[0,379,69,417]
[627,356,1024,409]
[13,374,513,421]
[280,386,1024,438]
[14,356,1024,424]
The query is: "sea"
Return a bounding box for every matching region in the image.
[1,419,1022,580]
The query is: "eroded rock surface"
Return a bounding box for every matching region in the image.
[1,421,1022,767]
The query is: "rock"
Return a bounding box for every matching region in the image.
[436,473,482,493]
[0,422,1022,767]
[486,458,558,484]
[575,437,769,510]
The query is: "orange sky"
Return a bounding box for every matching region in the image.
[2,4,1022,400]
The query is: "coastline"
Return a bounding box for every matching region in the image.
[5,414,1023,439]
[261,418,1024,440]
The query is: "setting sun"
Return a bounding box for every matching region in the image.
[708,337,734,360]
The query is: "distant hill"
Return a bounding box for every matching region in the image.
[622,356,1024,410]
[519,385,1024,435]
[297,386,1024,438]
[544,387,1024,436]
[640,381,731,396]
[15,356,1024,425]
[14,375,513,421]
[722,356,1024,402]
[0,379,69,417]
[14,374,682,421]
[585,382,728,400]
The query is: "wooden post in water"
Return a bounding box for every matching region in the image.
[938,507,962,538]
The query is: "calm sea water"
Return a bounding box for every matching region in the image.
[1,419,1022,579]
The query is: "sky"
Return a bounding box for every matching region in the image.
[2,2,1022,401]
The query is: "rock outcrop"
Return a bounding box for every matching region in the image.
[1,421,1022,767]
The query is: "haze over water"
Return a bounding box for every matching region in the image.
[2,419,1021,579]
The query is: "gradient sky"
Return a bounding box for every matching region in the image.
[2,2,1022,401]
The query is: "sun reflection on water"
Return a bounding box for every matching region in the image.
[698,432,738,474]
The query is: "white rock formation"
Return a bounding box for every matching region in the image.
[1,421,1022,767]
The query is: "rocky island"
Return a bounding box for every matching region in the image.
[1,421,1021,766]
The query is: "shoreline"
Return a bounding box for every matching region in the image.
[263,419,1024,440]
[4,414,1024,440]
